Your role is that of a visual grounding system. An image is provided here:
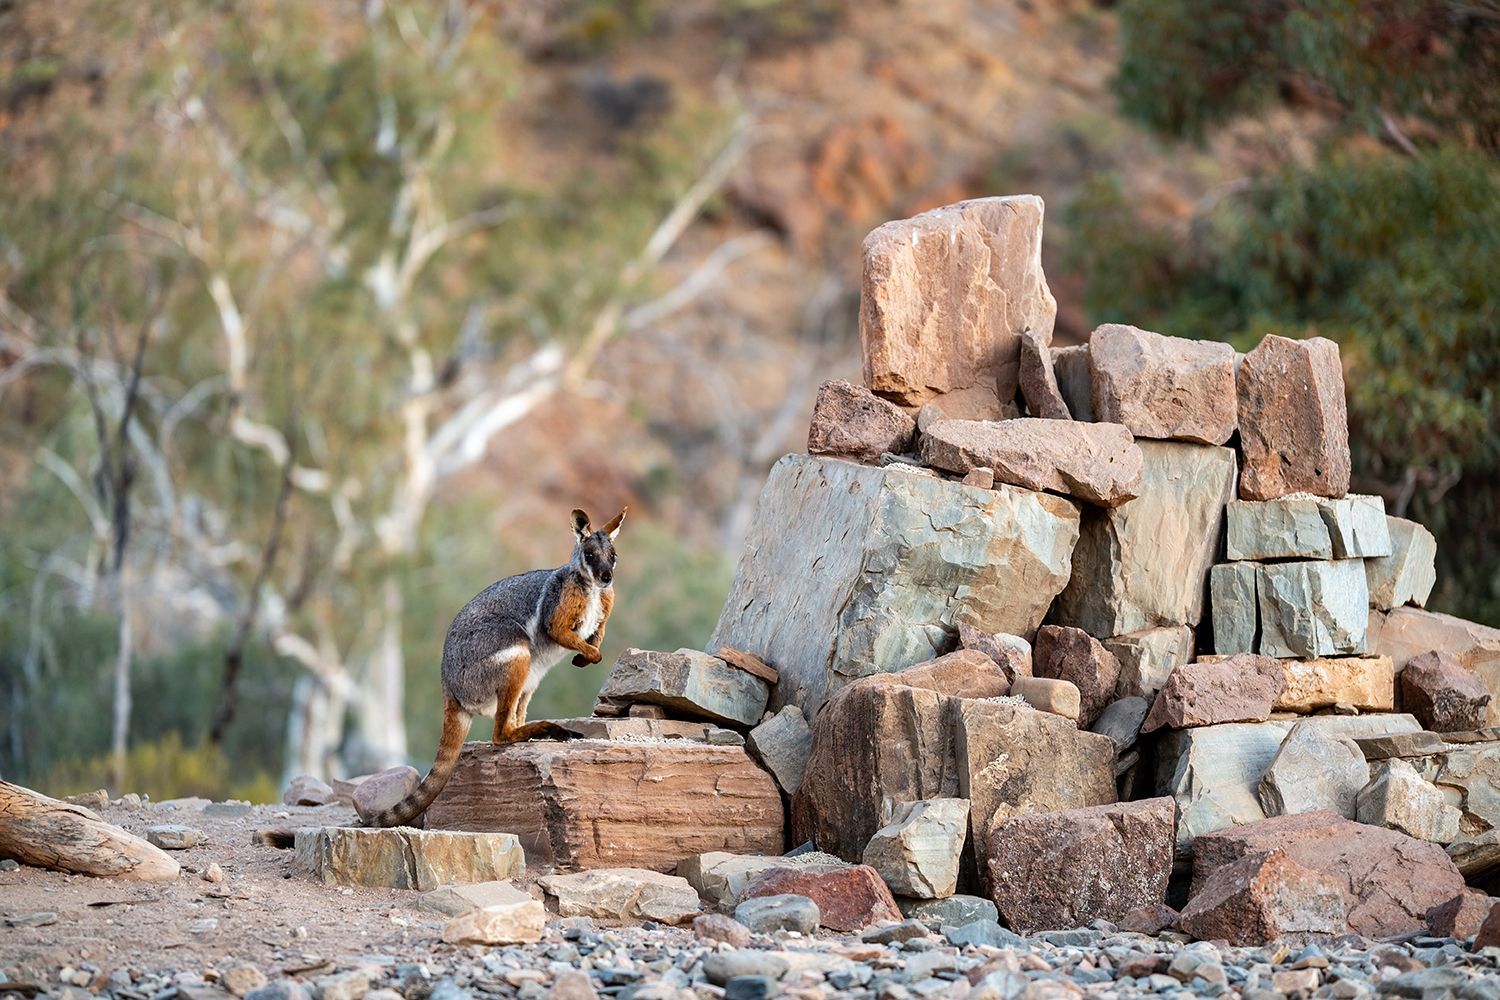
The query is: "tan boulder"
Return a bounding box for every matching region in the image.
[1276,655,1395,713]
[919,417,1142,508]
[859,196,1056,419]
[745,706,813,795]
[861,798,969,899]
[440,895,547,945]
[419,880,539,917]
[350,766,420,826]
[294,827,523,890]
[1019,328,1071,419]
[806,379,916,463]
[1088,324,1237,445]
[1009,676,1080,721]
[540,868,702,924]
[1236,335,1351,500]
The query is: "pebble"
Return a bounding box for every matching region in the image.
[722,976,776,1000]
[691,913,752,948]
[0,859,19,871]
[202,863,225,883]
[701,952,789,987]
[222,967,267,997]
[146,824,204,850]
[944,919,1027,950]
[862,919,931,945]
[314,970,369,1000]
[4,911,58,927]
[546,970,597,1000]
[732,894,819,936]
[244,982,311,1000]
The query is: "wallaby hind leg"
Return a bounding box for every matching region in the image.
[491,653,573,744]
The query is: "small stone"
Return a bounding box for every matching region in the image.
[350,766,420,825]
[742,863,902,932]
[1018,328,1072,420]
[1009,676,1080,721]
[919,417,1143,507]
[745,705,813,795]
[1105,625,1194,700]
[539,868,701,925]
[545,971,597,1000]
[1236,334,1351,501]
[440,898,547,945]
[944,919,1027,950]
[1119,902,1179,935]
[898,894,998,929]
[733,894,820,936]
[625,703,668,719]
[1178,848,1347,946]
[677,850,849,909]
[860,917,930,944]
[1089,696,1149,753]
[1141,654,1286,733]
[1366,517,1438,611]
[202,863,225,884]
[961,467,995,489]
[1034,625,1122,727]
[1257,720,1369,819]
[245,982,311,1000]
[313,971,369,1000]
[722,977,776,1000]
[0,859,19,872]
[1425,889,1495,939]
[222,967,267,998]
[146,824,204,850]
[1356,759,1461,843]
[1270,968,1321,995]
[807,379,917,463]
[692,913,753,948]
[702,950,789,987]
[282,775,335,807]
[1088,323,1237,445]
[1400,650,1491,733]
[861,798,969,899]
[419,880,536,917]
[4,911,57,928]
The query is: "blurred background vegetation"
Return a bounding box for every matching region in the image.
[2,0,1495,801]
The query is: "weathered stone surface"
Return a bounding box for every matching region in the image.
[294,827,524,890]
[1257,721,1368,819]
[788,653,1016,863]
[146,824,203,850]
[899,894,999,928]
[677,851,849,910]
[350,766,420,826]
[1480,905,1500,950]
[1119,903,1180,935]
[743,864,902,932]
[1367,517,1438,611]
[1377,608,1500,725]
[1426,888,1495,939]
[439,894,546,945]
[919,418,1142,507]
[956,624,1031,683]
[949,698,1117,862]
[1105,626,1193,700]
[597,648,769,727]
[1448,829,1500,878]
[1190,810,1466,938]
[1018,328,1072,420]
[418,880,537,917]
[861,798,969,899]
[1209,563,1259,657]
[710,454,1080,715]
[1236,335,1351,501]
[1052,441,1237,637]
[1142,654,1286,734]
[1272,655,1395,713]
[1401,651,1493,733]
[553,717,722,742]
[1258,559,1368,659]
[540,868,701,924]
[806,379,917,463]
[1178,848,1346,946]
[1358,759,1461,843]
[1091,697,1149,753]
[986,798,1174,933]
[282,775,334,807]
[859,196,1056,419]
[733,894,820,936]
[692,913,753,947]
[1008,677,1079,720]
[746,706,813,795]
[1088,324,1237,446]
[425,741,782,872]
[1154,714,1423,851]
[961,467,994,489]
[1319,495,1392,558]
[1053,344,1093,422]
[1034,625,1121,727]
[1225,494,1389,561]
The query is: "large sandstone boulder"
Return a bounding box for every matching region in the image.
[1236,335,1351,501]
[1366,516,1438,610]
[709,454,1079,714]
[1178,849,1347,946]
[919,418,1142,508]
[1088,324,1237,446]
[1141,655,1286,734]
[859,196,1056,420]
[596,648,769,727]
[1189,811,1466,938]
[424,741,782,872]
[986,798,1175,933]
[1051,441,1237,638]
[1033,625,1121,727]
[806,379,916,463]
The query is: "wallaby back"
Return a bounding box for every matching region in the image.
[364,695,470,827]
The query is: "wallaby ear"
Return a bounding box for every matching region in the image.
[570,509,591,542]
[601,507,628,540]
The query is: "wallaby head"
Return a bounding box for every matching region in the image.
[570,507,627,587]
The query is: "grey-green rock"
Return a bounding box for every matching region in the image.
[597,648,769,727]
[1258,559,1369,659]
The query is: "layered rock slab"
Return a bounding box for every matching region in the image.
[294,827,523,890]
[596,648,769,727]
[1225,494,1389,561]
[745,706,814,795]
[1257,559,1369,659]
[986,798,1175,934]
[859,196,1056,420]
[425,741,782,872]
[918,418,1142,507]
[806,379,917,463]
[1189,810,1466,938]
[1087,324,1237,446]
[1357,759,1461,844]
[1051,441,1237,638]
[709,454,1079,714]
[1236,335,1351,501]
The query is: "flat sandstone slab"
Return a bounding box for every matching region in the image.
[596,647,769,727]
[919,417,1142,507]
[424,741,783,872]
[294,826,523,890]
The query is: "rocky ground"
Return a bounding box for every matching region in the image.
[4,798,1500,1000]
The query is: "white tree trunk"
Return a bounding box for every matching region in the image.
[282,673,348,782]
[352,575,410,769]
[109,573,133,792]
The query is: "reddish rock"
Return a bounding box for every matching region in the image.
[1476,902,1500,949]
[1177,848,1347,945]
[1190,811,1467,939]
[1019,328,1071,420]
[957,623,1031,683]
[860,196,1056,420]
[919,417,1143,507]
[1426,888,1495,939]
[1119,902,1180,935]
[1236,335,1351,500]
[985,797,1175,934]
[1400,651,1492,733]
[1089,324,1238,446]
[1034,626,1122,728]
[743,864,901,932]
[806,379,917,463]
[1141,655,1286,734]
[692,913,753,948]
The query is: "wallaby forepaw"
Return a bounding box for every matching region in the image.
[571,653,590,668]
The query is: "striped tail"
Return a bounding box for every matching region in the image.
[362,695,470,828]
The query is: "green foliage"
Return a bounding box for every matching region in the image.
[29,733,279,804]
[1068,148,1500,622]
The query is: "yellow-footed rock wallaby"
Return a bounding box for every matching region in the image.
[363,507,626,827]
